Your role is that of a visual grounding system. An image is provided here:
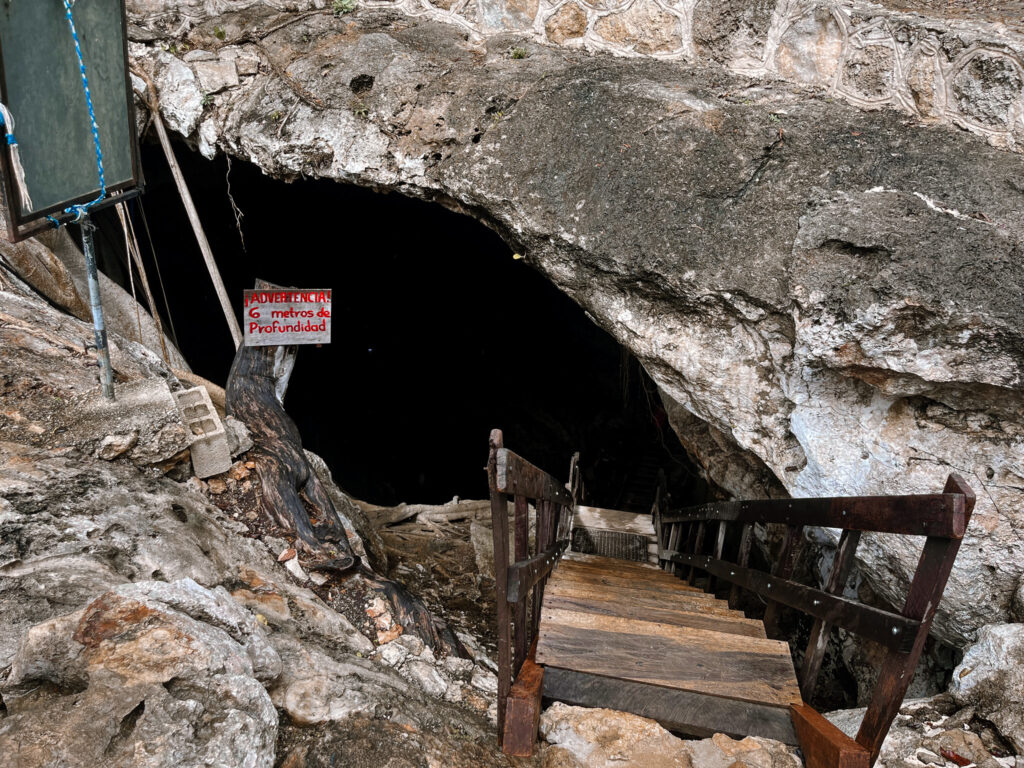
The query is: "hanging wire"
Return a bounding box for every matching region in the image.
[135,197,180,349]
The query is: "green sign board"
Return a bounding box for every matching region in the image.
[0,0,140,239]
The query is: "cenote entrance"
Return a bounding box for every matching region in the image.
[90,142,706,509]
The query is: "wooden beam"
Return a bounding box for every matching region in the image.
[791,703,870,768]
[508,541,568,603]
[488,430,512,745]
[495,448,573,506]
[662,552,920,651]
[544,667,799,745]
[800,529,862,699]
[855,474,976,764]
[661,493,966,539]
[503,646,544,757]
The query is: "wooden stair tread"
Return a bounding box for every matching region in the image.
[544,581,744,619]
[563,552,662,572]
[555,563,717,597]
[536,607,801,708]
[544,592,767,638]
[557,559,706,592]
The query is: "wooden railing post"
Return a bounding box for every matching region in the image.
[513,493,530,675]
[729,523,753,608]
[855,474,975,764]
[800,529,861,699]
[763,524,804,637]
[487,429,512,745]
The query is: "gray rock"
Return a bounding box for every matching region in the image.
[950,623,1024,753]
[403,659,450,698]
[96,431,139,460]
[126,5,1024,645]
[0,580,279,768]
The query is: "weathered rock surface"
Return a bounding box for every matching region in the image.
[950,623,1024,753]
[0,284,515,766]
[539,702,802,767]
[0,578,280,768]
[827,695,1018,767]
[124,1,1024,645]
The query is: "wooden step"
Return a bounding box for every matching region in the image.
[544,581,744,619]
[563,552,661,571]
[544,591,766,639]
[536,607,801,708]
[559,557,704,591]
[553,564,718,599]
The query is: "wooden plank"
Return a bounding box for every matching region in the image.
[689,521,706,584]
[552,561,712,598]
[855,474,975,764]
[503,646,544,757]
[552,564,719,599]
[508,541,568,603]
[574,505,656,536]
[661,493,966,539]
[543,592,766,638]
[729,523,753,608]
[563,552,671,576]
[791,703,870,768]
[496,448,573,506]
[763,524,804,637]
[544,581,745,619]
[536,608,802,707]
[514,493,530,671]
[487,429,512,744]
[800,529,861,699]
[557,558,711,590]
[544,667,799,745]
[664,552,920,650]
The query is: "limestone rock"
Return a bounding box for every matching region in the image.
[950,623,1024,752]
[0,580,279,768]
[539,703,800,768]
[96,431,139,460]
[545,2,588,45]
[123,6,1024,644]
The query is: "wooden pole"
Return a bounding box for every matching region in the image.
[151,111,242,348]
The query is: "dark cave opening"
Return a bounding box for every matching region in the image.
[89,141,708,509]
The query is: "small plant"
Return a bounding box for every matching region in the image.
[333,0,357,15]
[270,110,283,122]
[213,25,226,41]
[201,92,213,107]
[353,101,369,118]
[510,46,528,59]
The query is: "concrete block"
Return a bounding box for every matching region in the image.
[174,386,231,478]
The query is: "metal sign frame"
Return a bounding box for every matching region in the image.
[0,0,142,242]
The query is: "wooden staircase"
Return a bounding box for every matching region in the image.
[536,551,801,743]
[486,429,975,767]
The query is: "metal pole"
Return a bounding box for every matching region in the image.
[80,214,115,399]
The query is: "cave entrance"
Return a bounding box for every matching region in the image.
[90,143,706,509]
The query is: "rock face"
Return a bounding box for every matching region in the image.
[124,1,1024,646]
[950,623,1024,753]
[539,702,802,767]
[1,579,280,768]
[0,280,514,766]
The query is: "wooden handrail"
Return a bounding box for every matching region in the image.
[488,429,574,749]
[508,541,570,603]
[661,551,920,651]
[655,472,975,767]
[496,447,574,506]
[661,493,966,538]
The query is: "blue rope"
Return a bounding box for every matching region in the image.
[49,0,107,227]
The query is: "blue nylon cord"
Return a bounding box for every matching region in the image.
[49,0,107,227]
